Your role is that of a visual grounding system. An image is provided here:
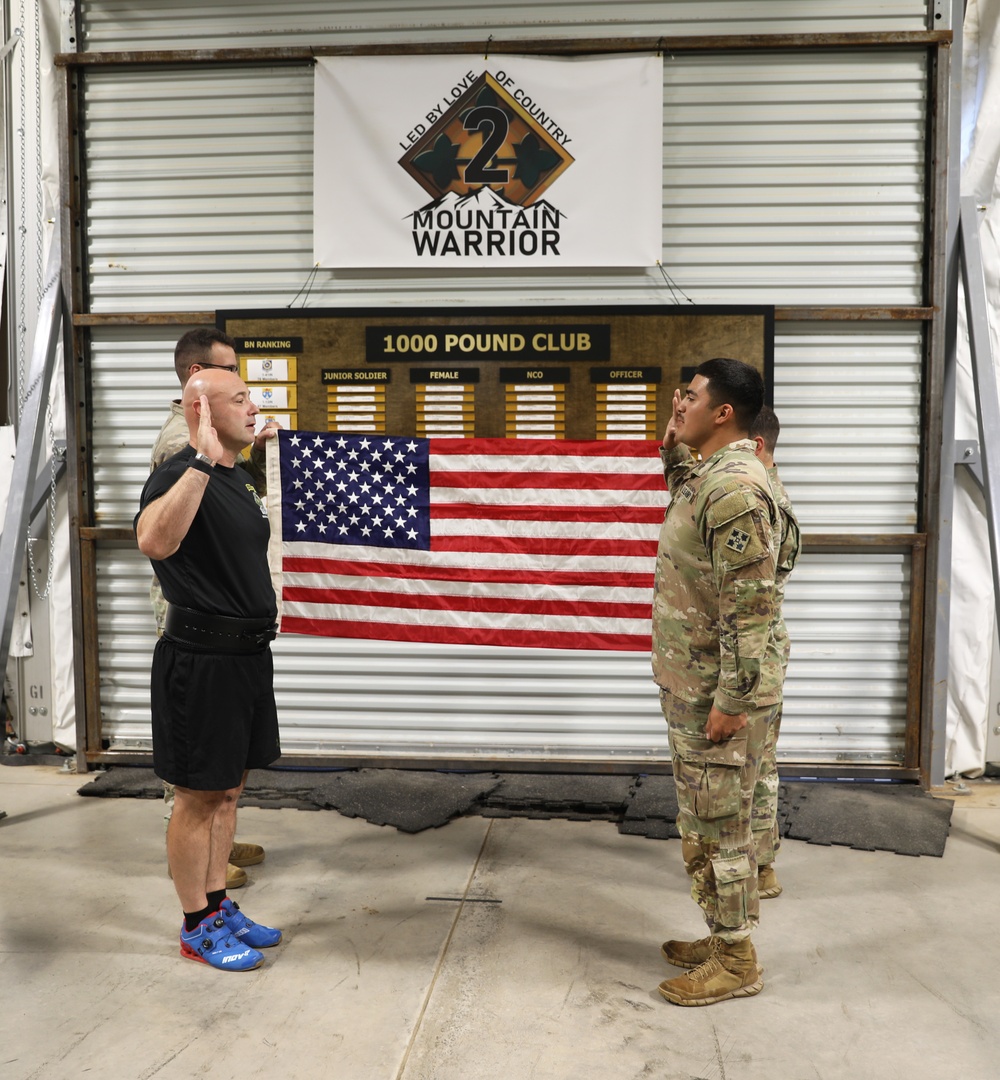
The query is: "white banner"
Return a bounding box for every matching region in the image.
[313,54,663,268]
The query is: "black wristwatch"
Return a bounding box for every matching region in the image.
[189,452,216,475]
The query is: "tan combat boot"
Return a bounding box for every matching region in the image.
[229,841,265,868]
[225,863,248,889]
[658,937,763,1006]
[660,934,715,969]
[758,864,782,898]
[660,933,759,971]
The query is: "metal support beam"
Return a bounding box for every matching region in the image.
[959,196,1000,630]
[53,31,954,70]
[956,439,983,493]
[0,27,22,65]
[0,219,63,671]
[924,5,965,789]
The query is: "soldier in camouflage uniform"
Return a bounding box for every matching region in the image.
[151,328,276,890]
[748,406,801,900]
[652,358,781,1007]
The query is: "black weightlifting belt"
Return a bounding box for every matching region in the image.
[164,604,278,653]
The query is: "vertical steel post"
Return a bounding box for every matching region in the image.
[959,196,1000,628]
[924,1,964,788]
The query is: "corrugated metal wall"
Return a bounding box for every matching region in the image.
[77,0,932,766]
[77,1,934,50]
[663,52,928,305]
[90,321,920,766]
[82,49,928,311]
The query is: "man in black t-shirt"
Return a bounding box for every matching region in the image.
[150,327,275,891]
[135,368,283,972]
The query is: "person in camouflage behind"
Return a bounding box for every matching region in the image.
[150,328,277,890]
[749,405,801,902]
[651,357,781,1008]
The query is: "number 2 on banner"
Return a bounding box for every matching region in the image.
[463,106,510,184]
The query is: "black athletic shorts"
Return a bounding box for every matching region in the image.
[150,637,281,791]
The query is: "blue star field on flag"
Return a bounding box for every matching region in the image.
[278,431,431,550]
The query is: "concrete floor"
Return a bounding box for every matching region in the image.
[0,764,996,1080]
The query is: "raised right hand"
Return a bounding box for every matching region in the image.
[195,394,225,463]
[662,388,682,450]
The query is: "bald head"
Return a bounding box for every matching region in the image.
[182,369,259,458]
[182,368,242,423]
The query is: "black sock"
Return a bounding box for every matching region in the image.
[206,888,227,914]
[184,905,213,933]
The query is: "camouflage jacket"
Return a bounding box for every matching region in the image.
[148,401,267,631]
[768,465,801,672]
[652,439,781,713]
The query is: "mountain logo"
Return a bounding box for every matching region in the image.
[400,72,574,259]
[407,187,565,258]
[399,71,574,206]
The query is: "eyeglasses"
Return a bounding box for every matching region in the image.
[194,362,239,373]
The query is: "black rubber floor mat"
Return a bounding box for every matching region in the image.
[78,766,164,798]
[779,781,954,858]
[305,769,502,832]
[480,774,633,822]
[79,767,501,833]
[617,775,680,839]
[615,779,952,857]
[77,768,954,855]
[78,766,330,804]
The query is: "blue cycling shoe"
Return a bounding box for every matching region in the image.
[218,897,283,948]
[179,914,264,971]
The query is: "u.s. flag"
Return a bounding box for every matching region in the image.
[266,430,664,651]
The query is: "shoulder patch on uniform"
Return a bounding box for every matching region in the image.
[704,485,757,529]
[725,526,752,554]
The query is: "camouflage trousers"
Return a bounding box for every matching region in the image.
[751,704,782,868]
[163,781,174,827]
[153,619,174,827]
[660,690,779,943]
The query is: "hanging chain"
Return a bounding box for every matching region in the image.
[19,2,58,600]
[33,0,43,303]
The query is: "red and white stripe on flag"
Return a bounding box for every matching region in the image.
[273,433,663,651]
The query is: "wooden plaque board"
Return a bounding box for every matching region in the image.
[218,306,773,441]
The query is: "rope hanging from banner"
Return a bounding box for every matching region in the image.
[655,261,694,305]
[288,263,321,308]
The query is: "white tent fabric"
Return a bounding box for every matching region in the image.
[948,0,1000,776]
[38,0,74,752]
[7,1,73,750]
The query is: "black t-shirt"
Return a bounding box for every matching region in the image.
[135,445,276,620]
